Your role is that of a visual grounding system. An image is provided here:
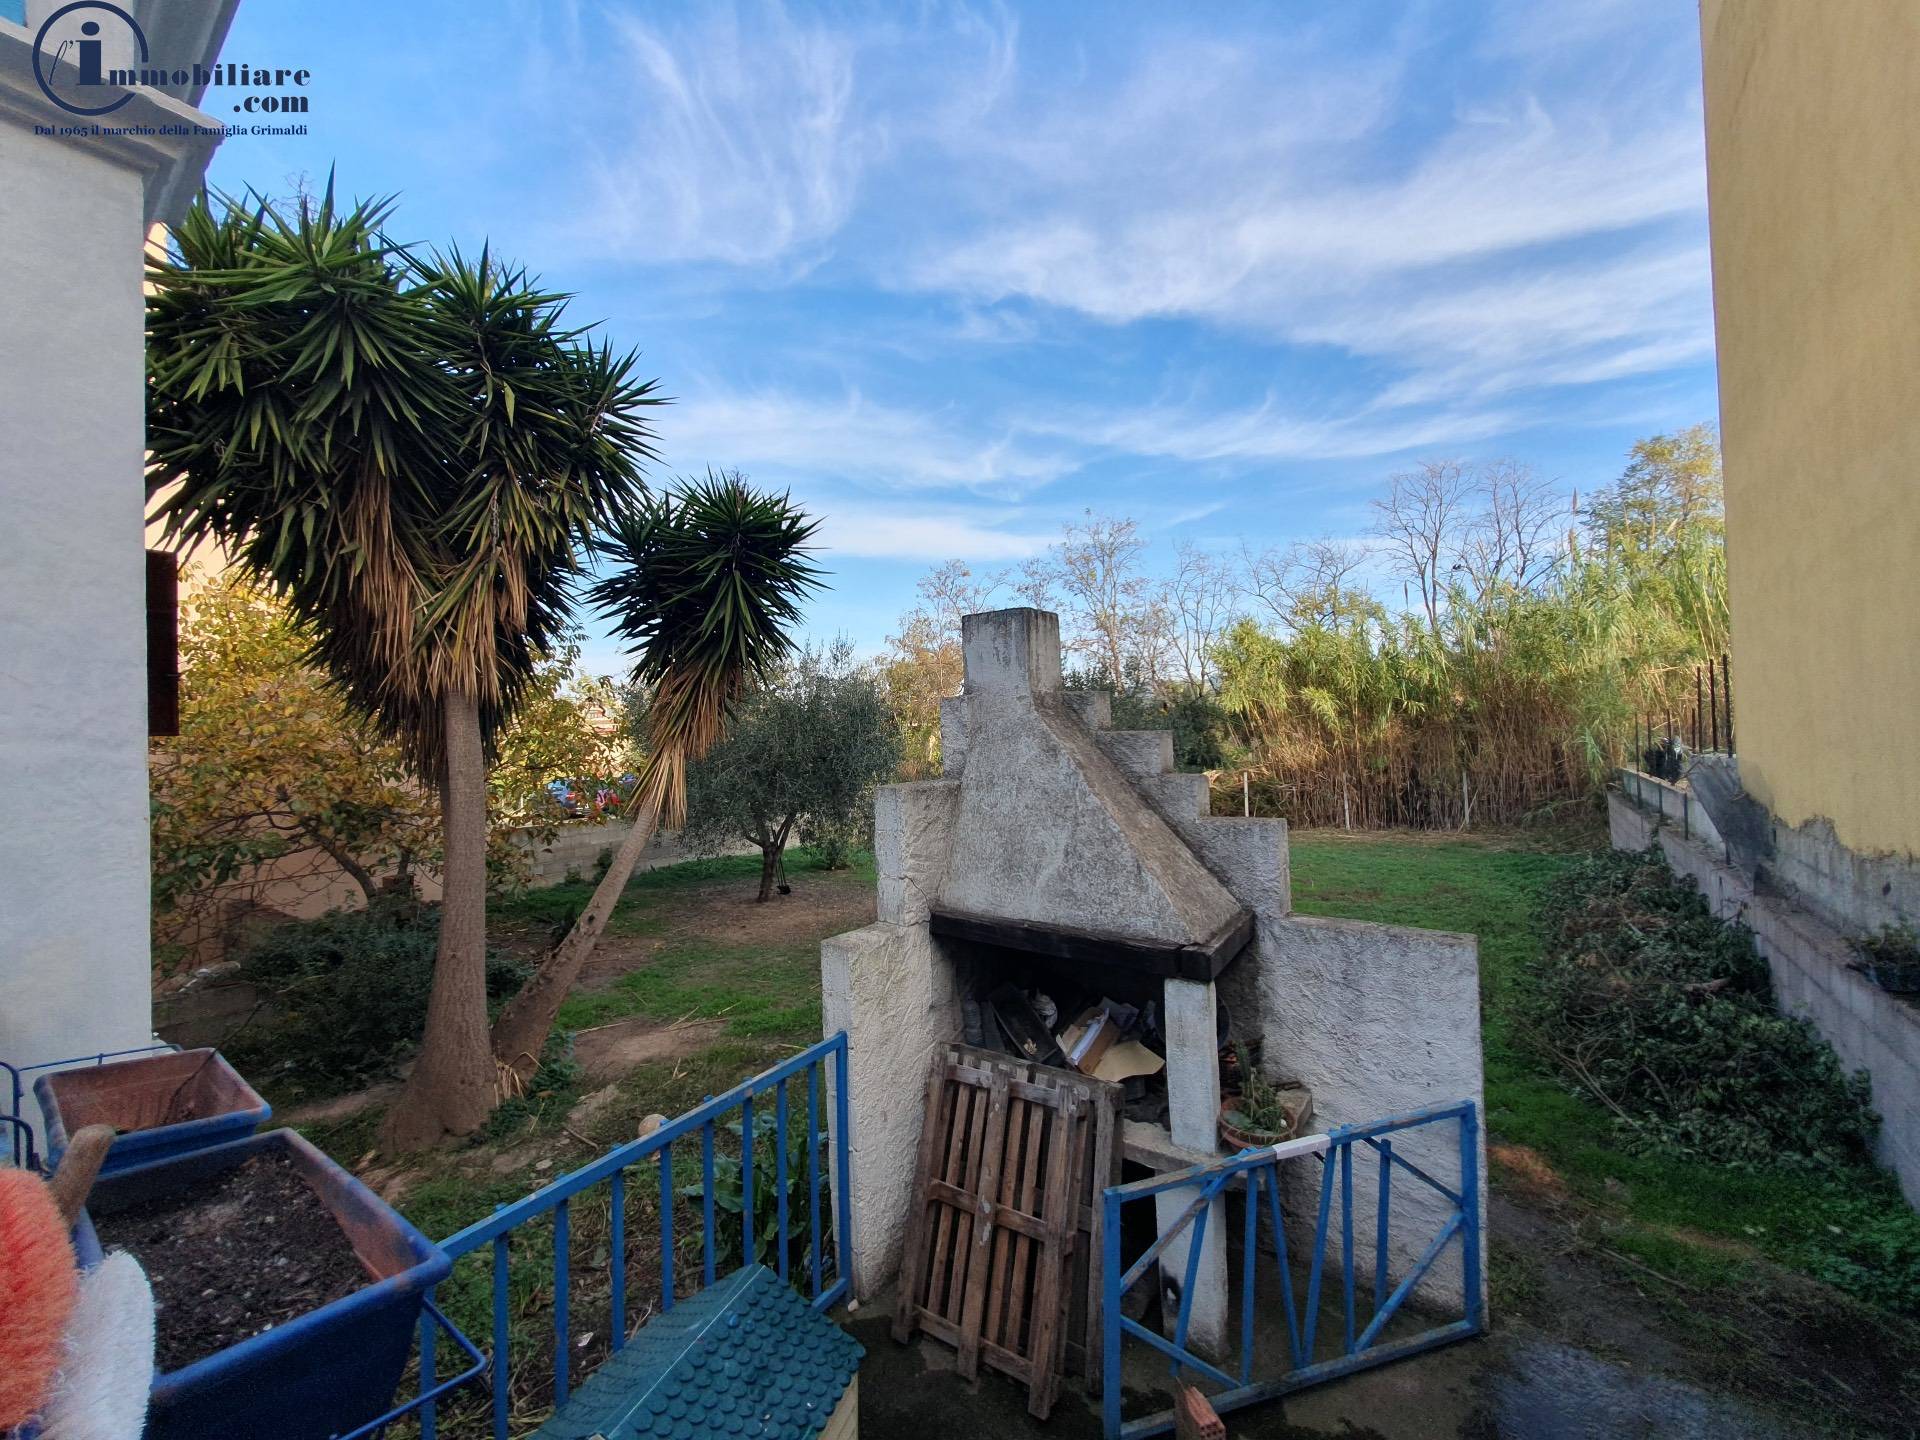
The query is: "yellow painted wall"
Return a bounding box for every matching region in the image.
[1698,0,1920,859]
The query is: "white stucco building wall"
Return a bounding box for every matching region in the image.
[0,4,237,1127]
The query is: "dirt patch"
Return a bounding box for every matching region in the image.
[1490,1194,1692,1374]
[1488,1143,1569,1206]
[1687,1265,1920,1436]
[281,1082,400,1129]
[578,872,874,986]
[95,1152,368,1373]
[677,872,873,945]
[1489,1189,1920,1436]
[572,1015,725,1082]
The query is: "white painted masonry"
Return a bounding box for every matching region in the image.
[0,7,236,1102]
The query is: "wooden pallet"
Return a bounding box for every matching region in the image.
[892,1041,1120,1419]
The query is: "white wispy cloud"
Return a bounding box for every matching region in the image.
[517,2,1712,515]
[814,508,1052,561]
[1332,243,1716,410]
[542,2,1015,268]
[552,4,874,265]
[894,14,1710,410]
[1026,394,1525,469]
[913,98,1706,376]
[657,386,1079,495]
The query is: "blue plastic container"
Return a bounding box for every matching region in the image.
[74,1128,450,1440]
[35,1048,270,1176]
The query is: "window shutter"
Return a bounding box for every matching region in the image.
[146,549,180,737]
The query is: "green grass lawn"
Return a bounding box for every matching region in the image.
[1290,830,1920,1317]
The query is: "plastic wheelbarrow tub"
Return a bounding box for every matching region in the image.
[35,1048,270,1176]
[72,1127,451,1440]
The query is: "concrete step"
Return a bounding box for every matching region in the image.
[1065,690,1112,730]
[1096,728,1174,779]
[1144,772,1210,821]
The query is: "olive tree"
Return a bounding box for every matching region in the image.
[680,642,901,900]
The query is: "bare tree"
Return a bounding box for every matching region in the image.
[917,558,1009,634]
[1458,460,1563,600]
[1293,537,1370,629]
[1371,460,1473,634]
[1161,542,1236,688]
[1240,537,1369,632]
[1023,511,1163,683]
[1239,541,1303,630]
[882,560,1009,768]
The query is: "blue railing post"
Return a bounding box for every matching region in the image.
[1340,1141,1356,1354]
[491,1231,510,1440]
[807,1062,823,1300]
[775,1080,791,1283]
[1459,1101,1483,1334]
[553,1197,571,1405]
[1374,1138,1393,1315]
[417,1299,438,1440]
[744,1090,759,1266]
[658,1144,674,1313]
[610,1169,627,1349]
[833,1035,853,1293]
[701,1117,718,1287]
[3,1060,28,1170]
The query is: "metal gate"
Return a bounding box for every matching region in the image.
[1100,1100,1483,1439]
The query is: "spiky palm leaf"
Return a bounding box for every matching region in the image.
[146,187,662,770]
[588,470,824,825]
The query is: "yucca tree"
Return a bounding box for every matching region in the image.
[489,472,821,1076]
[147,187,660,1148]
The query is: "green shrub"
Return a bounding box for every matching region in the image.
[1527,848,1878,1170]
[679,1109,823,1283]
[232,903,529,1090]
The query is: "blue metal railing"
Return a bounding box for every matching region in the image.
[386,1032,854,1440]
[1100,1100,1483,1440]
[3,1044,178,1171]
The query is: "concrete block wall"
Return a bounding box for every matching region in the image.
[510,819,688,887]
[1617,768,1725,851]
[1765,813,1920,939]
[1611,792,1920,1205]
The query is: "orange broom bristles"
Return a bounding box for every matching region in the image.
[0,1168,79,1429]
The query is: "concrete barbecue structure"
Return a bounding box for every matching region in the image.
[822,608,1487,1354]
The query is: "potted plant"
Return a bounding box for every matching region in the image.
[71,1128,449,1440]
[1858,924,1920,994]
[34,1048,270,1177]
[1218,1044,1311,1150]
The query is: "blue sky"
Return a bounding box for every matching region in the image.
[205,0,1716,670]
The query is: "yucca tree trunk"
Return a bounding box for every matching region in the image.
[383,690,498,1151]
[489,794,663,1078]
